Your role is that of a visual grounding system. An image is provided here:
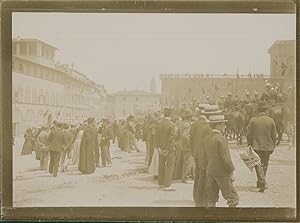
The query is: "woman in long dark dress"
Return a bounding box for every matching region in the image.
[78,117,99,174]
[21,128,34,155]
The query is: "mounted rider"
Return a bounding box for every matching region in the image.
[243,90,252,105]
[224,92,235,111]
[260,82,276,106]
[251,90,260,104]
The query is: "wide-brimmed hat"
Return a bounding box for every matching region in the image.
[257,101,270,110]
[202,105,223,115]
[207,114,228,123]
[183,108,193,117]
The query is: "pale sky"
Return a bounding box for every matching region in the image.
[12,13,295,93]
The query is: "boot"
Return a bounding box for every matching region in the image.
[255,166,266,192]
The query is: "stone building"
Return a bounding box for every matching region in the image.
[268,40,296,89]
[112,90,161,119]
[12,38,106,136]
[160,73,269,107]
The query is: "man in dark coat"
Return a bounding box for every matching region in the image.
[157,107,177,191]
[178,108,193,184]
[78,117,99,174]
[48,122,65,177]
[60,123,74,172]
[99,118,113,167]
[204,114,239,207]
[247,101,277,192]
[190,109,211,207]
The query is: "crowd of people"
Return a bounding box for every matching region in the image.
[19,81,295,207]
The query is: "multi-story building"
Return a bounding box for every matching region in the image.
[160,40,296,107]
[268,40,296,89]
[112,90,161,119]
[160,73,269,107]
[12,38,106,136]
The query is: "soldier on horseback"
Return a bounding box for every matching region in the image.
[260,82,276,106]
[243,91,252,105]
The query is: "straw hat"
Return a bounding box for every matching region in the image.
[202,105,223,115]
[207,114,228,123]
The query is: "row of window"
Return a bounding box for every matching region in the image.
[14,85,64,106]
[13,60,65,84]
[12,42,54,59]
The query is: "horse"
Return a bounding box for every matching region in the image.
[266,104,291,146]
[230,109,247,145]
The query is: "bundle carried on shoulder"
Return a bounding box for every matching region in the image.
[239,146,261,172]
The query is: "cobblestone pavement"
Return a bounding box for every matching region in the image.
[13,137,296,207]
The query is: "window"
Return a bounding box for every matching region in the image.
[32,88,37,104]
[38,89,44,104]
[51,93,55,105]
[27,64,32,75]
[39,67,45,79]
[45,69,50,80]
[24,86,31,103]
[41,46,45,57]
[20,43,27,56]
[122,97,126,101]
[28,43,37,56]
[45,91,49,104]
[32,65,37,77]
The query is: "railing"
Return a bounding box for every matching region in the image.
[160,73,269,79]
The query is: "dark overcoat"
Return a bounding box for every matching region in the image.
[48,128,65,152]
[204,131,235,177]
[246,113,277,151]
[190,117,211,170]
[78,125,99,174]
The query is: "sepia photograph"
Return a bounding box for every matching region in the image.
[11,11,296,209]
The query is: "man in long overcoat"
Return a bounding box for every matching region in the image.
[204,114,239,207]
[177,108,193,184]
[157,107,177,191]
[99,119,113,167]
[247,101,277,192]
[48,122,65,177]
[78,117,99,174]
[190,109,211,207]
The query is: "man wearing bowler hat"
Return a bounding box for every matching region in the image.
[247,101,277,192]
[204,111,239,207]
[157,107,177,191]
[190,104,212,206]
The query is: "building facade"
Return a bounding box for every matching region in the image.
[268,40,296,89]
[160,73,269,107]
[12,38,106,136]
[112,91,161,119]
